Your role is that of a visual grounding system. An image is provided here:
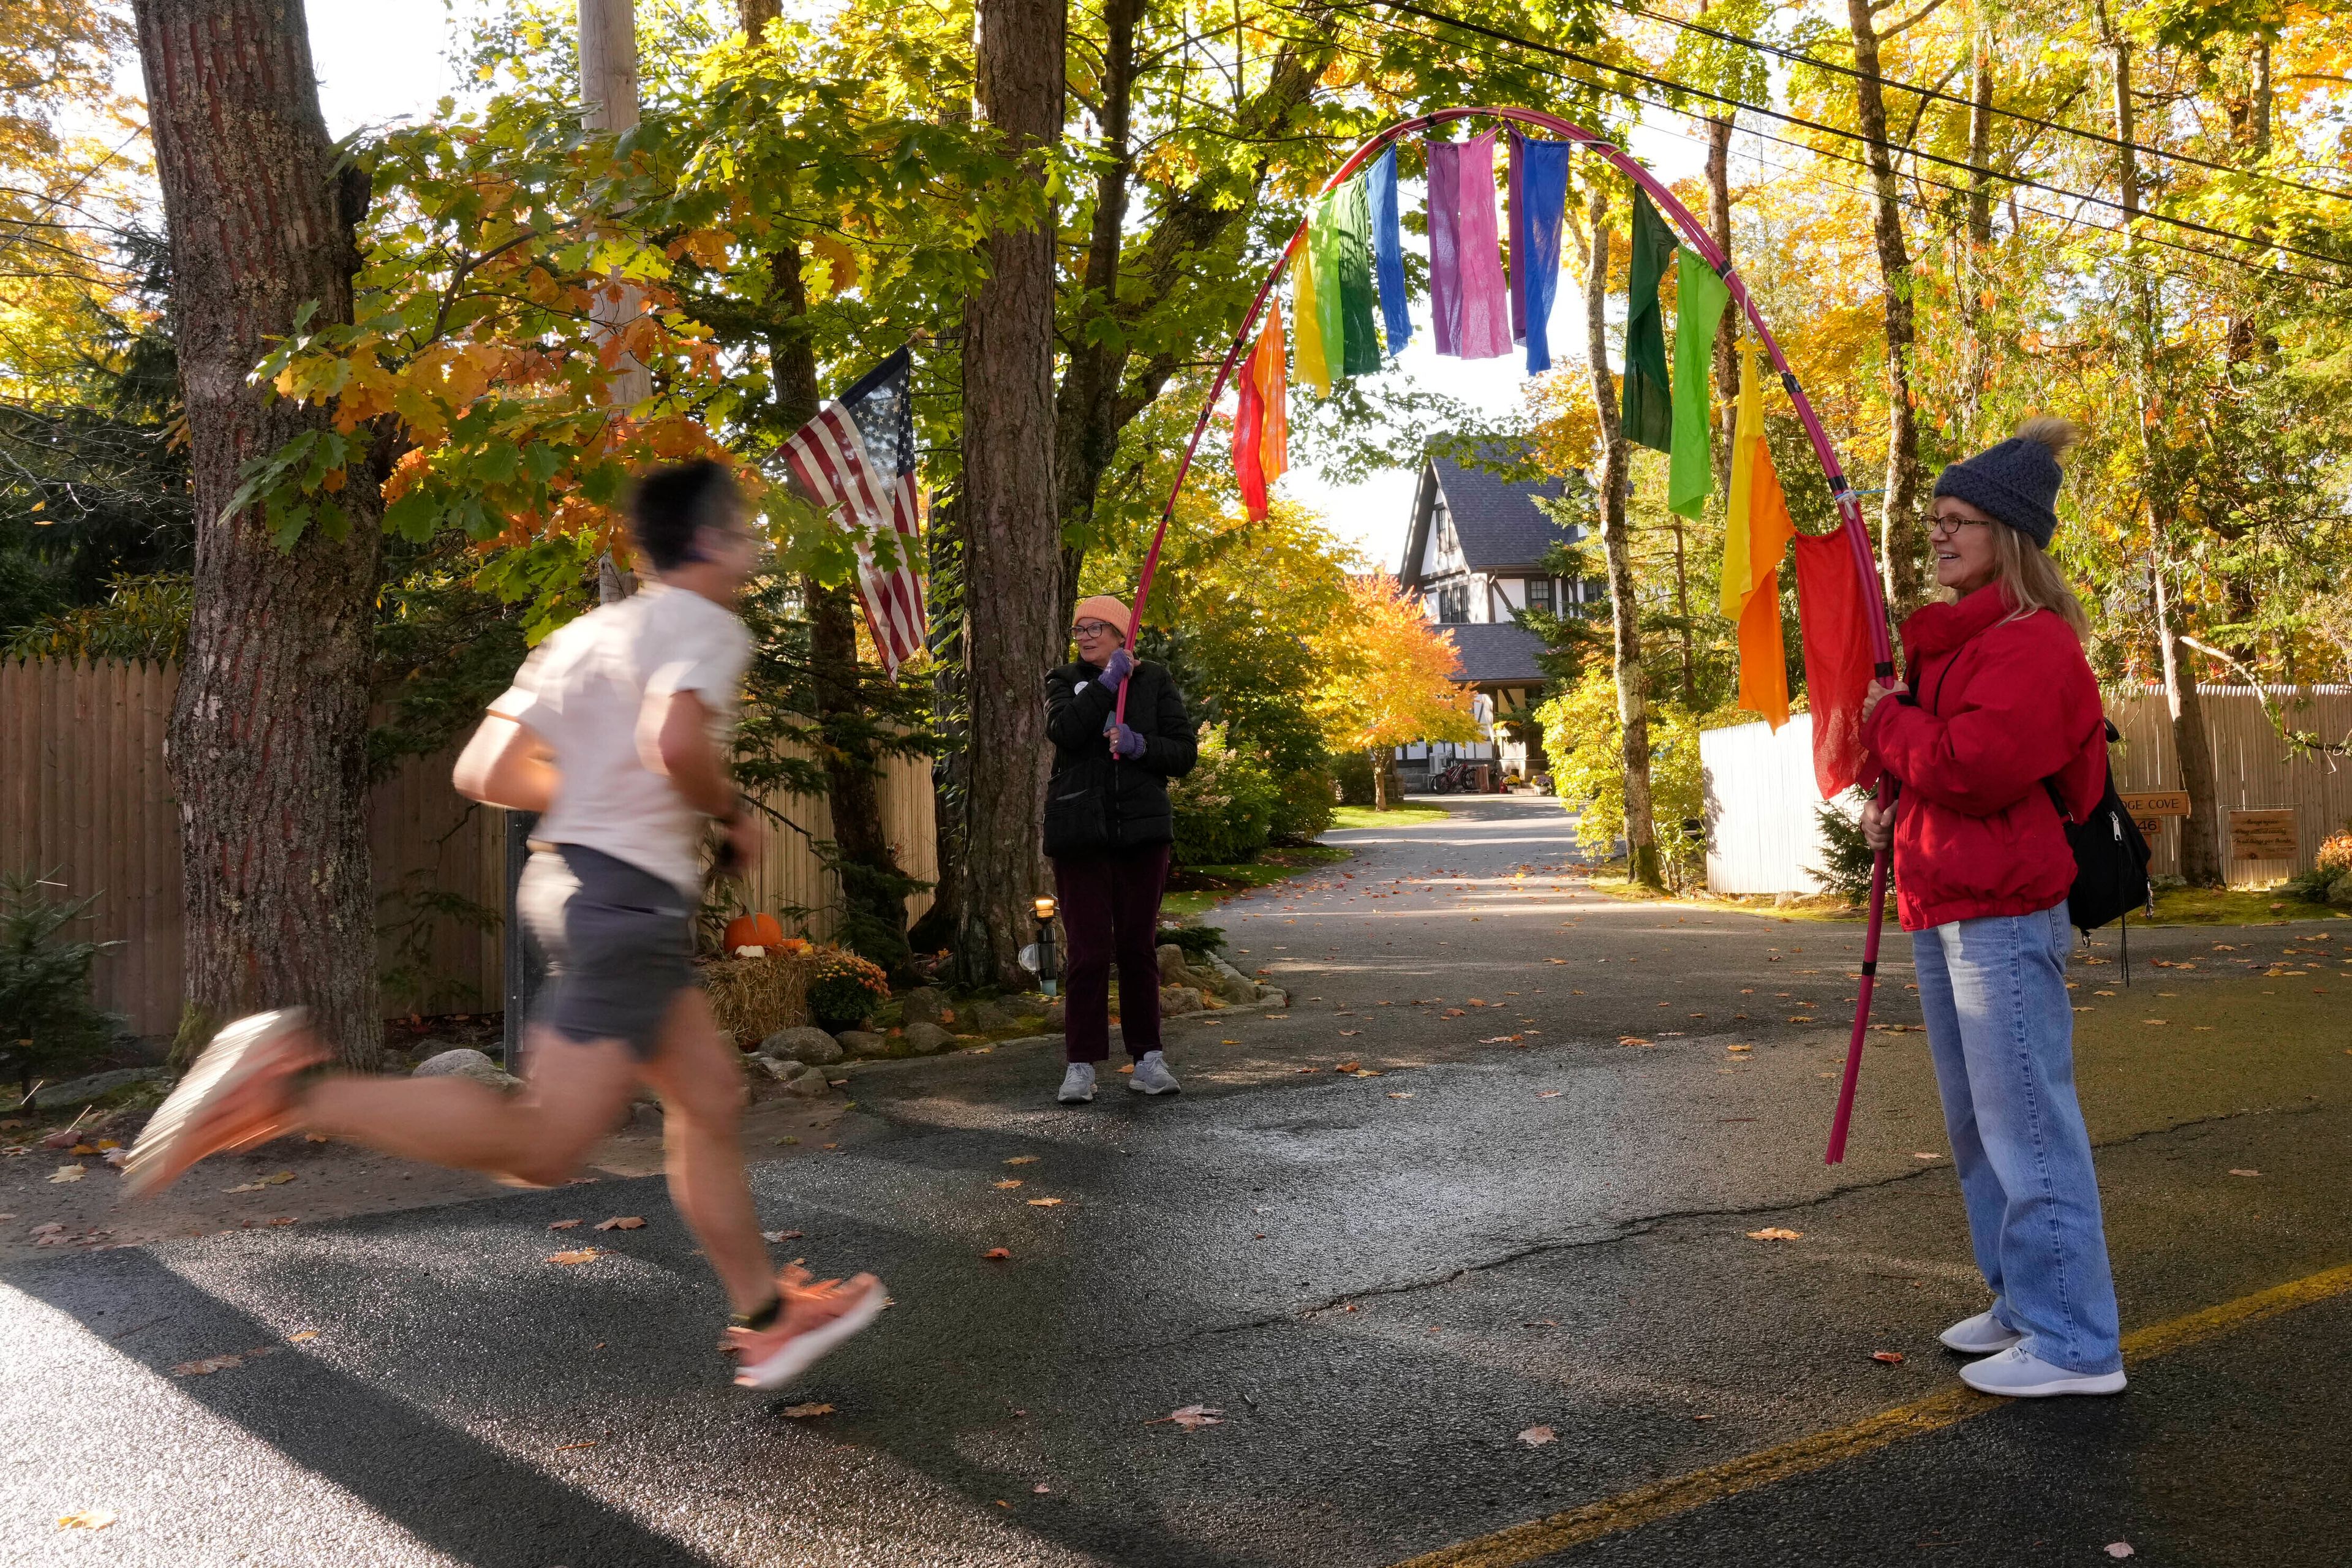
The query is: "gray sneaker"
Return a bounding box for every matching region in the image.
[1128,1050,1180,1095]
[1057,1062,1096,1104]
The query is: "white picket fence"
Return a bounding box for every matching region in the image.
[1702,687,2352,897]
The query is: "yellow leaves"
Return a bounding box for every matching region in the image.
[56,1509,115,1531]
[1308,574,1478,753]
[1747,1227,1804,1242]
[224,1171,296,1194]
[1025,1197,1063,1208]
[547,1248,607,1265]
[782,1401,835,1419]
[594,1215,646,1231]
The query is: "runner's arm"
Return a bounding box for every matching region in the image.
[645,688,740,820]
[453,712,558,812]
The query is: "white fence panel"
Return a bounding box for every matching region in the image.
[1701,715,1844,895]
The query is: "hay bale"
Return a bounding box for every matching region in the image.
[699,949,815,1047]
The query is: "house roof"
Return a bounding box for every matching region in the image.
[1398,443,1580,584]
[1438,622,1546,687]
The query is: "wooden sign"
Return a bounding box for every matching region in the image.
[2229,809,2299,861]
[2130,816,2168,840]
[2120,790,2192,819]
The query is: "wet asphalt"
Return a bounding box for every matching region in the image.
[7,796,2349,1567]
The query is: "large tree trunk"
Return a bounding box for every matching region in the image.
[135,0,384,1064]
[1582,185,1661,890]
[956,0,1067,989]
[582,0,646,603]
[1847,0,1924,616]
[2096,6,2222,884]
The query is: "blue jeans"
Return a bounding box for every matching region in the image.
[1913,905,2123,1374]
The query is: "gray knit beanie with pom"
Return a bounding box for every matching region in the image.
[1931,417,2078,548]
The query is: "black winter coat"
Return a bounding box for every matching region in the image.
[1042,658,1197,857]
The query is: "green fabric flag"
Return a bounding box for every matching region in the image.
[1309,190,1348,383]
[1667,247,1732,518]
[1336,177,1383,375]
[1620,187,1675,453]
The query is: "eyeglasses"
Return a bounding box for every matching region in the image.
[1069,620,1117,638]
[1926,510,1993,537]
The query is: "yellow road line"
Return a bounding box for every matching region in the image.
[1390,1260,2352,1568]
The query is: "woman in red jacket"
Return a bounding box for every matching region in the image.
[1859,418,2125,1398]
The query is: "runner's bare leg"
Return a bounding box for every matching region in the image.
[296,1031,639,1188]
[636,987,774,1315]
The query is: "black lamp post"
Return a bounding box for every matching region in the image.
[1033,895,1060,997]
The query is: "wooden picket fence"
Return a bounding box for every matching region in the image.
[1700,685,2352,897]
[0,657,937,1036]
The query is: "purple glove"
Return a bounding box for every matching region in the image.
[1101,647,1135,687]
[1105,720,1147,760]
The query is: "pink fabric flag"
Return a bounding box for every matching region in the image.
[1427,139,1461,356]
[1453,130,1513,360]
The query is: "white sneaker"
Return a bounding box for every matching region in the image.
[1957,1344,2126,1398]
[1128,1050,1180,1095]
[1940,1310,2024,1355]
[1058,1062,1096,1104]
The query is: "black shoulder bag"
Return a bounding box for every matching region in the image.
[2048,718,2154,979]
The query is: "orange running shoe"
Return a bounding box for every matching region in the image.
[726,1264,888,1390]
[121,1010,326,1197]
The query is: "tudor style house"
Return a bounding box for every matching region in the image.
[1393,448,1599,785]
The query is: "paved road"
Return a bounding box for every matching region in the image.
[10,796,2349,1566]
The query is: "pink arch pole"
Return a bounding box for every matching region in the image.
[1113,106,1897,1164]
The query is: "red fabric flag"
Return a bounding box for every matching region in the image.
[1792,530,1876,799]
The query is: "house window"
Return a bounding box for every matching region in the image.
[1525,578,1555,616]
[1436,584,1469,624]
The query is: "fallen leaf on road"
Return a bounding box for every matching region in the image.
[2230,1169,2261,1177]
[1534,1090,1562,1099]
[1618,1037,1652,1047]
[547,1248,606,1265]
[1441,1008,1466,1018]
[761,1229,804,1242]
[304,1133,330,1143]
[994,1179,1024,1189]
[55,1509,114,1531]
[2141,1019,2167,1026]
[1032,1483,1051,1494]
[782,1402,835,1419]
[1335,1060,1360,1072]
[549,1219,583,1230]
[1005,1155,1041,1166]
[1351,1069,1383,1077]
[554,1439,600,1451]
[1523,1319,1559,1328]
[1871,1351,1905,1365]
[1915,1153,1940,1161]
[171,1346,274,1377]
[1338,1030,1362,1036]
[1518,1425,1557,1447]
[29,1221,64,1235]
[1294,1066,1317,1074]
[594,1216,646,1231]
[1027,1197,1063,1207]
[1727,1044,1753,1054]
[1747,1227,1804,1241]
[1387,1091,1414,1099]
[1547,958,1567,964]
[48,1165,85,1183]
[287,1330,318,1343]
[982,1246,1012,1260]
[1148,1404,1224,1430]
[2106,1546,2134,1560]
[224,1171,296,1193]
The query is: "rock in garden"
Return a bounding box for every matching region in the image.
[1159,985,1204,1017]
[1156,943,1192,985]
[1043,998,1066,1033]
[28,1068,167,1111]
[778,1061,829,1098]
[411,1049,521,1090]
[959,999,1016,1033]
[902,1022,956,1055]
[758,1026,844,1066]
[833,1030,902,1060]
[895,986,949,1027]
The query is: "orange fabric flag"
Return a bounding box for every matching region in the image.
[1234,306,1287,520]
[1719,339,1795,728]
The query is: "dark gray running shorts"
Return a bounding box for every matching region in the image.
[517,843,696,1061]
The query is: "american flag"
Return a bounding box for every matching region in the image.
[780,347,927,676]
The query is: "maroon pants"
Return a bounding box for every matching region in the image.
[1051,842,1171,1064]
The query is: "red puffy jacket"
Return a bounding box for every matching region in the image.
[1861,583,2107,932]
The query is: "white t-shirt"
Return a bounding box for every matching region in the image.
[488,581,752,895]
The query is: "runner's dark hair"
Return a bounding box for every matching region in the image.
[628,458,739,571]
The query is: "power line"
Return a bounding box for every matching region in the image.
[1341,0,2352,271]
[1589,0,2352,206]
[1306,1,2345,288]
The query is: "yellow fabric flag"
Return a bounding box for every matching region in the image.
[1253,306,1289,488]
[1293,236,1330,396]
[1720,337,1796,729]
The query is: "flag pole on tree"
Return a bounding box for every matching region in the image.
[1113,110,1896,1164]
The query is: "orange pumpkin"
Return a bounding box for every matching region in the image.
[723,912,786,951]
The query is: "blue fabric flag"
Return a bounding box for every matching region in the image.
[1368,145,1411,353]
[1515,137,1573,374]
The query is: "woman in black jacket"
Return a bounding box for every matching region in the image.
[1042,595,1199,1104]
